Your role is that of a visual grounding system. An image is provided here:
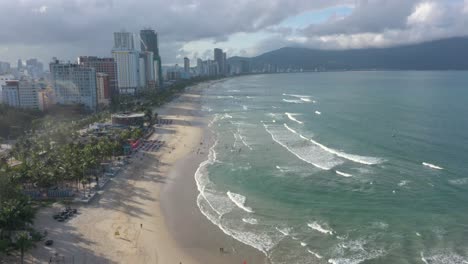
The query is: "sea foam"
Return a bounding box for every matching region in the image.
[308,221,334,235]
[242,218,258,225]
[285,112,304,124]
[227,191,254,213]
[282,123,382,166]
[282,99,303,104]
[336,170,353,177]
[422,162,443,170]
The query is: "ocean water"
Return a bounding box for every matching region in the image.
[195,72,468,264]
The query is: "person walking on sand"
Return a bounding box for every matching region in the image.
[140,223,143,228]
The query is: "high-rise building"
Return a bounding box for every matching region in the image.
[49,59,98,111]
[197,59,203,76]
[78,56,118,96]
[17,79,39,109]
[17,59,23,70]
[214,48,224,75]
[1,80,20,107]
[114,31,135,50]
[140,51,156,89]
[112,31,141,95]
[140,29,163,88]
[184,57,190,73]
[25,58,44,78]
[96,73,110,107]
[0,79,39,109]
[0,61,11,74]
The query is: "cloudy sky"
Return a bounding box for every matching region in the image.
[0,0,467,65]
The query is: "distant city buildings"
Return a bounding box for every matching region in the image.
[184,57,190,73]
[112,31,141,95]
[78,56,118,97]
[96,73,110,107]
[140,29,163,88]
[112,29,161,95]
[0,61,11,74]
[1,78,40,110]
[49,59,98,111]
[214,48,226,76]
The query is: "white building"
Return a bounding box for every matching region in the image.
[49,59,98,111]
[112,31,142,95]
[0,74,15,102]
[18,79,39,109]
[112,50,140,94]
[1,80,20,107]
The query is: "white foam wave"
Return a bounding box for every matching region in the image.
[285,112,303,124]
[283,93,311,98]
[422,162,443,170]
[220,113,233,119]
[237,125,253,150]
[282,99,303,104]
[308,250,323,259]
[306,136,382,166]
[242,105,248,110]
[242,218,258,225]
[217,95,234,99]
[300,98,311,102]
[313,100,317,103]
[308,221,334,235]
[329,240,385,264]
[449,178,468,185]
[336,170,353,177]
[420,251,468,264]
[315,111,322,115]
[283,123,299,135]
[208,114,220,127]
[228,89,240,92]
[264,123,338,170]
[284,123,382,166]
[227,191,254,213]
[300,242,307,247]
[197,195,277,255]
[398,180,409,186]
[421,252,429,264]
[275,227,291,236]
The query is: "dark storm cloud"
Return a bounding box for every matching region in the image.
[0,0,467,64]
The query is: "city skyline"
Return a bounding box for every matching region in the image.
[0,0,467,65]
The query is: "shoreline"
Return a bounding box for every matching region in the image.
[27,80,266,264]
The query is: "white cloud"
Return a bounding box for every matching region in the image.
[407,2,443,26]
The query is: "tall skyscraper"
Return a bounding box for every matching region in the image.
[140,29,163,88]
[184,57,190,73]
[114,32,135,50]
[78,56,118,96]
[214,48,228,76]
[49,59,98,111]
[112,31,141,95]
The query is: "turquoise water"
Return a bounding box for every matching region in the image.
[195,72,468,264]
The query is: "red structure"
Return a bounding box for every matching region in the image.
[78,56,118,96]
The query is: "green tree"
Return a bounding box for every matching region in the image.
[15,231,35,264]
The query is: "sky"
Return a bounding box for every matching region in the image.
[0,0,467,65]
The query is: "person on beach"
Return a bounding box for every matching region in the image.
[140,223,143,228]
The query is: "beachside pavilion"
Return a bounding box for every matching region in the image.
[111,113,145,127]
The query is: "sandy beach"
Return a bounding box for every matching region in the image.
[28,82,266,264]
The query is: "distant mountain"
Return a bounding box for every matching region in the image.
[229,37,468,71]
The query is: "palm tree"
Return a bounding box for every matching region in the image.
[15,231,35,264]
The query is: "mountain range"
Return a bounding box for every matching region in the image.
[229,37,468,71]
